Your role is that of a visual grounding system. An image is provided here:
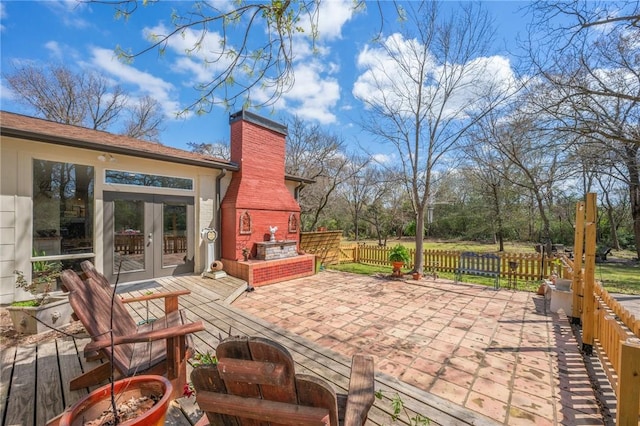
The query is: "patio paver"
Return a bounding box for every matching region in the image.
[233,271,606,425]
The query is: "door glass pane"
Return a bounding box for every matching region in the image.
[163,202,187,267]
[113,199,145,273]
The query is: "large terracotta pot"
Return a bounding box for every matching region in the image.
[59,375,172,426]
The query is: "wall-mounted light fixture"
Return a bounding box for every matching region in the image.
[97,153,116,162]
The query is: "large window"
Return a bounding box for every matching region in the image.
[33,160,94,258]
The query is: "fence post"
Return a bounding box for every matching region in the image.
[572,201,585,323]
[582,193,597,354]
[617,337,640,426]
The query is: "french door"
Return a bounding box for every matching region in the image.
[103,192,194,283]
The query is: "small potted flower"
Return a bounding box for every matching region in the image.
[388,244,410,277]
[7,256,72,334]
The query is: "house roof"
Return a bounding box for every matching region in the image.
[0,110,315,183]
[0,110,238,171]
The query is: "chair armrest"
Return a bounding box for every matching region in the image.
[120,290,191,313]
[343,354,375,426]
[84,321,205,353]
[120,290,191,303]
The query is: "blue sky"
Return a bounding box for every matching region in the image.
[0,1,533,159]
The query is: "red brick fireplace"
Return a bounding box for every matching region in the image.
[220,110,315,286]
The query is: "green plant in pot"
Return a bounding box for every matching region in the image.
[8,255,71,334]
[388,244,410,277]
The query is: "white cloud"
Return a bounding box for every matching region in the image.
[45,0,90,29]
[45,41,64,61]
[267,1,356,124]
[0,3,6,32]
[0,80,16,102]
[372,152,394,165]
[90,47,182,118]
[303,0,355,42]
[143,13,345,124]
[353,33,517,120]
[144,24,231,72]
[267,60,340,124]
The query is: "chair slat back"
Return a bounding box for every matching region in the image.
[192,336,339,426]
[61,269,138,370]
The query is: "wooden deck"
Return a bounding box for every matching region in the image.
[1,274,497,426]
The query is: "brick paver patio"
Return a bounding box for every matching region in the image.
[233,271,606,425]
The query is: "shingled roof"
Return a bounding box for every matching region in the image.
[0,110,237,170]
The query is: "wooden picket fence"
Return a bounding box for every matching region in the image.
[591,283,640,425]
[339,244,560,282]
[566,193,639,425]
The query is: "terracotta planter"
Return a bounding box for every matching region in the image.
[412,272,422,280]
[7,296,72,334]
[391,261,405,277]
[59,375,172,426]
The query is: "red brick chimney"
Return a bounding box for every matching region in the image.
[220,111,301,260]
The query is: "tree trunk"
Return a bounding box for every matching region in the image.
[491,183,505,252]
[602,191,621,250]
[414,206,425,274]
[354,210,360,241]
[626,145,640,259]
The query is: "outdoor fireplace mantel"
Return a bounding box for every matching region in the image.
[256,240,297,260]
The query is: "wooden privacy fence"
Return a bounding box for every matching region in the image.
[300,231,343,266]
[339,244,561,282]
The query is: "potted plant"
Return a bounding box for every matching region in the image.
[57,375,173,426]
[388,244,410,277]
[7,257,72,334]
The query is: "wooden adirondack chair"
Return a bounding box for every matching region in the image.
[191,336,375,426]
[60,262,205,399]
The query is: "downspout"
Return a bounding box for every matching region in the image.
[216,168,227,259]
[294,181,306,201]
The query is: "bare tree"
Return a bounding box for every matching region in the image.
[361,168,407,245]
[285,116,353,231]
[4,63,164,141]
[339,158,384,241]
[6,64,94,126]
[527,0,640,257]
[123,96,164,141]
[464,113,518,252]
[354,2,509,273]
[188,141,230,161]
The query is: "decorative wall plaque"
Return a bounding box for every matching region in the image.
[239,211,252,234]
[288,213,298,233]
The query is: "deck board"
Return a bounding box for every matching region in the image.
[36,340,64,425]
[1,274,497,426]
[5,344,36,426]
[56,337,89,406]
[0,345,16,423]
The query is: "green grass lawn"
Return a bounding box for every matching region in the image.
[594,263,640,294]
[350,239,537,253]
[329,262,638,294]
